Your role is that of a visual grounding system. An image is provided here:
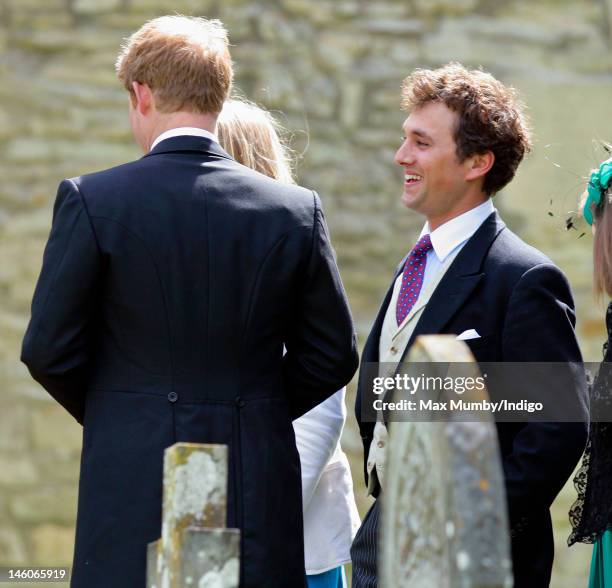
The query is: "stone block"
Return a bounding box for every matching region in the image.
[362,2,412,19]
[6,138,137,169]
[12,30,104,54]
[0,311,28,341]
[10,487,77,525]
[465,15,589,48]
[257,11,297,44]
[17,13,73,30]
[99,12,163,28]
[128,0,216,13]
[2,210,52,240]
[178,528,240,588]
[413,0,478,18]
[420,24,515,69]
[72,0,122,14]
[315,31,369,71]
[29,524,74,565]
[31,405,82,455]
[388,39,424,67]
[357,18,423,36]
[0,404,28,452]
[38,456,80,484]
[281,0,338,25]
[0,493,7,518]
[255,69,304,112]
[4,281,41,316]
[340,80,364,129]
[6,0,66,13]
[0,527,28,565]
[0,454,38,486]
[162,444,228,547]
[43,61,122,88]
[13,382,52,404]
[157,443,233,587]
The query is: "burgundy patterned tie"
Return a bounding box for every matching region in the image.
[396,234,433,326]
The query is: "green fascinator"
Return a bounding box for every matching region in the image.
[584,156,612,226]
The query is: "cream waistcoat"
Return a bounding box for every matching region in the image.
[367,247,461,494]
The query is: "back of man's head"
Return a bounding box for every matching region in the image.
[116,15,232,115]
[401,62,532,196]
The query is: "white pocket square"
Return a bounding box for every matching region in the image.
[456,329,481,341]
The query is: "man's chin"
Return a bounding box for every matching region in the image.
[400,191,423,212]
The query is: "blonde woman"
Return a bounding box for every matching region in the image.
[569,156,612,587]
[218,99,360,588]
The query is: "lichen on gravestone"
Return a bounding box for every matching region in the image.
[160,443,229,586]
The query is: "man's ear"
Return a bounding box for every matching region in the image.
[131,81,153,116]
[465,151,495,182]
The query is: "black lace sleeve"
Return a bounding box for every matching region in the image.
[569,301,612,545]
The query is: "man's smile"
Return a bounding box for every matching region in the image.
[404,173,423,186]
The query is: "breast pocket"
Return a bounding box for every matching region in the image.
[463,334,497,361]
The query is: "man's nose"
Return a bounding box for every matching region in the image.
[394,143,415,166]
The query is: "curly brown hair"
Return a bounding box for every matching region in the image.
[401,62,532,195]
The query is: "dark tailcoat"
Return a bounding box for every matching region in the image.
[21,136,359,588]
[355,211,588,587]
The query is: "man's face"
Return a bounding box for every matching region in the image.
[394,101,476,226]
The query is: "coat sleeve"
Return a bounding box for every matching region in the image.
[283,192,359,419]
[21,179,103,424]
[500,263,588,524]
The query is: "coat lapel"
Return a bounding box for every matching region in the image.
[401,211,506,361]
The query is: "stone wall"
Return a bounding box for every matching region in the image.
[1,0,611,585]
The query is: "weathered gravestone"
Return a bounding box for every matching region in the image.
[147,443,240,588]
[380,335,513,588]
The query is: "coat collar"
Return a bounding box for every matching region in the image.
[401,210,506,359]
[142,135,235,162]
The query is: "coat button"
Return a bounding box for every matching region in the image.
[235,397,245,408]
[167,391,178,403]
[390,346,398,355]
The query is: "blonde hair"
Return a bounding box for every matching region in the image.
[116,15,232,115]
[589,180,612,298]
[217,99,295,184]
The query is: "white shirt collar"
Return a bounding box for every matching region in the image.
[419,199,495,262]
[150,127,218,151]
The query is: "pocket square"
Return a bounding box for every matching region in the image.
[456,329,481,341]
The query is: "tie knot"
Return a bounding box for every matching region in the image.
[411,234,432,257]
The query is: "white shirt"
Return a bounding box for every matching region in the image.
[293,390,360,574]
[417,198,495,292]
[150,127,218,151]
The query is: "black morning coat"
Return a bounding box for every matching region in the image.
[355,212,589,588]
[21,136,359,588]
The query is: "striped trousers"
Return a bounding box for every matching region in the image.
[350,499,380,588]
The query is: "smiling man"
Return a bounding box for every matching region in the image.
[352,63,588,587]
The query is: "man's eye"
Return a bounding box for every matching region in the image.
[417,141,429,147]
